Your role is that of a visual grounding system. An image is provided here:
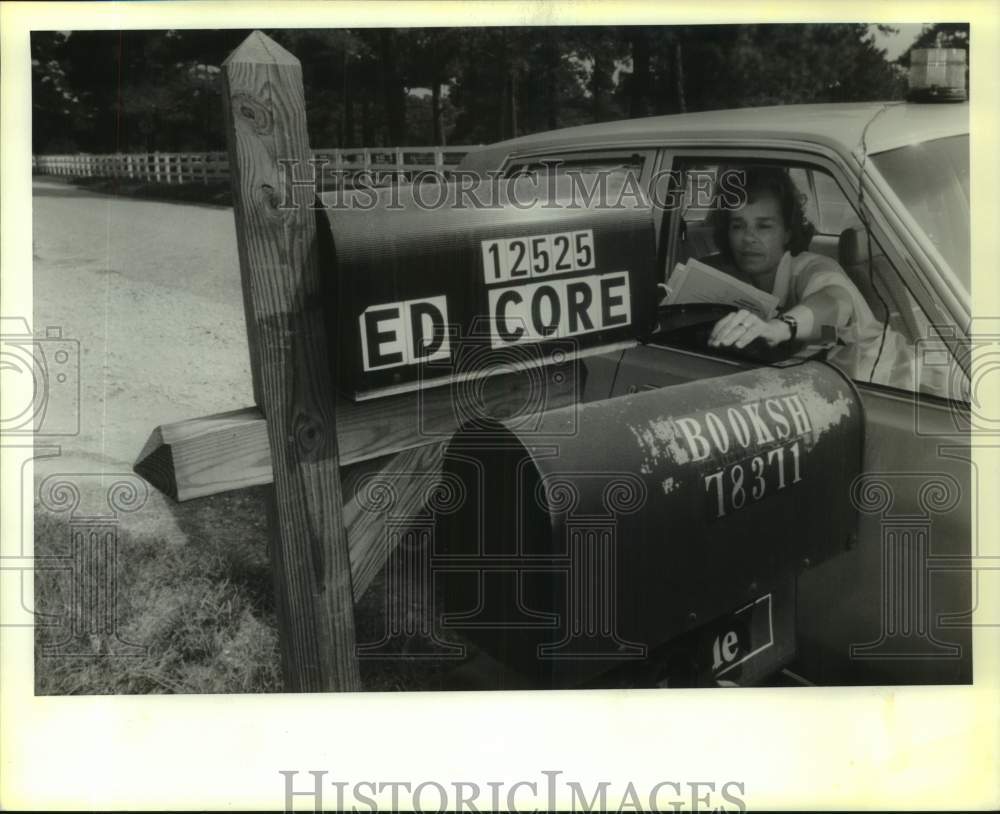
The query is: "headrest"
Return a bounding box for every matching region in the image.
[838,226,871,267]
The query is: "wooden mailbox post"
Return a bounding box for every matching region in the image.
[220,31,359,691]
[135,30,581,692]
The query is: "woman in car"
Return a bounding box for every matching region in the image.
[703,165,894,382]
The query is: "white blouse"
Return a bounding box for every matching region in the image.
[770,250,914,388]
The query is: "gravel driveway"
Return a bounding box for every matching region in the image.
[31,178,256,536]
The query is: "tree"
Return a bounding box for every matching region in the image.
[376,29,408,145]
[573,28,626,123]
[31,24,912,154]
[271,29,371,148]
[447,28,594,143]
[32,29,250,153]
[407,29,462,144]
[625,28,652,117]
[31,32,78,153]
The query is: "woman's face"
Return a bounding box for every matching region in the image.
[727,192,791,278]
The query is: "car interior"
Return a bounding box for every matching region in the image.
[503,153,952,397]
[668,163,930,373]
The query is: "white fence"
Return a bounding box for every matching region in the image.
[32,146,475,185]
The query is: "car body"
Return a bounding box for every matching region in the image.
[450,100,972,686]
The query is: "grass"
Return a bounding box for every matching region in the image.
[33,502,282,694]
[33,489,470,695]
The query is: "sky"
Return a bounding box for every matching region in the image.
[871,23,926,59]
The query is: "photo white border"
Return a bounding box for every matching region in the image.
[2,1,998,810]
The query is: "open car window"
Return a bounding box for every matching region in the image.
[661,159,967,403]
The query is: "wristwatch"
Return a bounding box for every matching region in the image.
[778,313,798,343]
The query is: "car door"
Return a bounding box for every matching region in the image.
[791,148,972,686]
[605,148,972,686]
[494,142,972,686]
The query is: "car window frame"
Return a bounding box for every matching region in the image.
[491,141,969,404]
[501,148,658,183]
[501,146,665,264]
[862,151,970,320]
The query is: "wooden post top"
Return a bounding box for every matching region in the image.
[223,30,300,67]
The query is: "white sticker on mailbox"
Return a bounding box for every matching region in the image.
[481,229,595,285]
[487,271,631,349]
[359,295,451,371]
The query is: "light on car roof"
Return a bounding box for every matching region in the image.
[908,48,967,102]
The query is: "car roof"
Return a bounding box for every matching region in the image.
[460,101,969,170]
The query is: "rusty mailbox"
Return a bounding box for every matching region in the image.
[438,362,865,687]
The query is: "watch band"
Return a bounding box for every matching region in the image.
[779,314,798,343]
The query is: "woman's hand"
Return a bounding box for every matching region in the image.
[708,309,791,349]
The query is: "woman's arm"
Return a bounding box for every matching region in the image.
[784,284,853,341]
[709,285,853,349]
[710,259,858,350]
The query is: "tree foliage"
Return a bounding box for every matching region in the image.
[32,23,931,154]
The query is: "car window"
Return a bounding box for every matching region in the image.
[675,163,718,222]
[665,159,966,402]
[788,168,821,228]
[812,171,862,236]
[871,135,970,293]
[504,150,658,258]
[681,165,856,236]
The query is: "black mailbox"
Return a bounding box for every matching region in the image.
[321,175,657,400]
[438,361,864,687]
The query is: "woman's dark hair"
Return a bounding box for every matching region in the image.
[707,165,816,262]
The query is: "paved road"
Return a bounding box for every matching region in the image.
[28,178,256,531]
